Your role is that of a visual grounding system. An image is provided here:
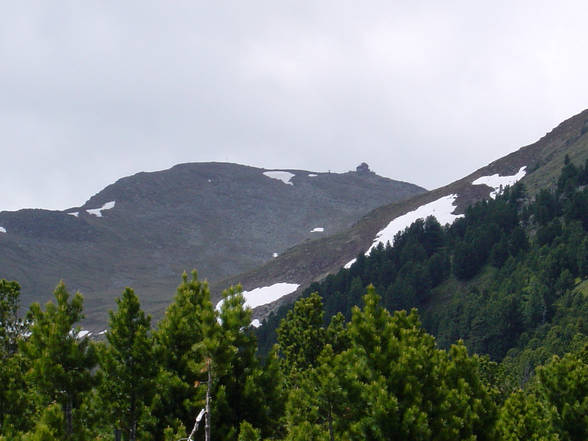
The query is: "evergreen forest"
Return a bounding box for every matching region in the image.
[1,159,587,440]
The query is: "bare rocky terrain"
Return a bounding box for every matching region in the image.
[0,162,425,327]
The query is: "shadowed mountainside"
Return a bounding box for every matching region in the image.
[0,162,425,327]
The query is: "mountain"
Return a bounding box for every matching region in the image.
[218,109,588,320]
[0,162,425,327]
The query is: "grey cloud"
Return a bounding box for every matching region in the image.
[2,1,588,211]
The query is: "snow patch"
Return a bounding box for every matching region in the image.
[263,171,295,185]
[367,194,463,255]
[251,319,262,328]
[0,227,6,233]
[70,329,91,338]
[86,201,116,217]
[216,282,300,311]
[272,252,279,258]
[344,258,356,269]
[308,173,318,177]
[472,166,527,199]
[310,227,324,233]
[67,212,79,218]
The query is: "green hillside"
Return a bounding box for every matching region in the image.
[2,256,586,440]
[258,158,588,381]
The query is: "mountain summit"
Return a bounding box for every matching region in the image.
[0,162,425,327]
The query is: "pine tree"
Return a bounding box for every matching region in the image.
[290,285,498,441]
[210,285,283,441]
[238,421,261,441]
[535,346,588,441]
[277,292,326,376]
[0,280,31,435]
[151,271,216,439]
[0,279,24,356]
[100,288,156,441]
[22,403,66,441]
[22,282,97,439]
[285,344,348,441]
[496,390,558,441]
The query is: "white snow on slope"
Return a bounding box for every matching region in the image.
[310,227,324,232]
[344,258,356,269]
[273,252,279,258]
[0,227,6,233]
[251,319,262,328]
[263,171,295,185]
[367,194,463,255]
[472,166,527,199]
[86,201,116,217]
[67,212,79,217]
[216,282,300,311]
[308,173,318,177]
[70,329,91,338]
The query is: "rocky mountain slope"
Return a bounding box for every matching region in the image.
[0,162,424,327]
[217,109,588,321]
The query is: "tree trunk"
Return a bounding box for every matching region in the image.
[328,403,334,441]
[205,359,211,441]
[64,396,73,438]
[130,394,137,441]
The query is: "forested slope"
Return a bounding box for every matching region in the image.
[258,158,588,379]
[214,108,588,322]
[1,270,586,440]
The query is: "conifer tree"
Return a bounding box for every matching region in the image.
[285,285,497,441]
[0,279,24,356]
[18,403,66,441]
[151,271,216,439]
[100,288,156,441]
[276,292,326,375]
[535,346,588,441]
[23,282,97,439]
[238,421,261,441]
[0,280,30,435]
[210,285,284,441]
[496,390,558,441]
[285,344,347,441]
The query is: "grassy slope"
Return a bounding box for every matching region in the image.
[524,129,588,196]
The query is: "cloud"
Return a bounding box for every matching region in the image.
[1,1,588,211]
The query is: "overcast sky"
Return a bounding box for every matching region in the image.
[2,1,588,211]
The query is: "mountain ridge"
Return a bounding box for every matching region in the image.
[215,108,588,320]
[0,162,425,327]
